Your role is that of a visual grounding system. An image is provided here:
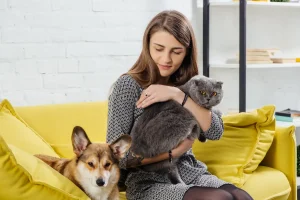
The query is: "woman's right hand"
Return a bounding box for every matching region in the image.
[172,138,195,158]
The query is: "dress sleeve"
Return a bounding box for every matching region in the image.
[106,74,140,169]
[199,111,224,141]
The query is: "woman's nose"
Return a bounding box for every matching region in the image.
[162,52,172,64]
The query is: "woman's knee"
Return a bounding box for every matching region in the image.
[212,190,234,200]
[183,186,234,200]
[220,184,254,200]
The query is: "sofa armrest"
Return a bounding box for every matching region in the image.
[261,125,297,200]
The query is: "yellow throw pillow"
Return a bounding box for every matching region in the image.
[0,135,90,200]
[0,99,58,156]
[192,105,276,187]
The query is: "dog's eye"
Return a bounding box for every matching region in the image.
[88,162,94,167]
[104,163,111,168]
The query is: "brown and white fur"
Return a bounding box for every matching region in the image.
[35,126,131,200]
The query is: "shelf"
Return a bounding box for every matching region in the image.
[210,63,300,69]
[209,1,300,8]
[276,120,300,128]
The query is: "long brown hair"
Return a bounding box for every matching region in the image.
[127,10,198,88]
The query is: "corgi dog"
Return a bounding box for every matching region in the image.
[35,126,131,200]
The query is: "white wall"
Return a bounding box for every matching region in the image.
[0,0,199,106]
[1,0,300,114]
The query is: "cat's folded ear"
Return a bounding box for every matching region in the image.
[216,81,223,88]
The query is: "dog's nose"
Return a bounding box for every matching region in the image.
[96,178,105,186]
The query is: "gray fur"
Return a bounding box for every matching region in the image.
[130,75,224,184]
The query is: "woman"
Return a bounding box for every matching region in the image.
[106,10,253,200]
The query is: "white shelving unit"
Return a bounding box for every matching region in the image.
[201,0,300,192]
[210,1,300,8]
[208,2,300,70]
[276,120,300,128]
[211,63,300,69]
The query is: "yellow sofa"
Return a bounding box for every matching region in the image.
[0,99,297,200]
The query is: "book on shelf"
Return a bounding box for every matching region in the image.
[275,108,300,118]
[275,115,293,122]
[275,109,300,124]
[235,48,296,64]
[271,58,296,63]
[236,48,277,64]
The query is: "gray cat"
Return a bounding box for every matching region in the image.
[129,75,224,184]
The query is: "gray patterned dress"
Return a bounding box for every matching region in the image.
[106,74,230,200]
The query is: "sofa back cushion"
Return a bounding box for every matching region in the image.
[192,105,276,187]
[0,99,58,157]
[15,101,108,158]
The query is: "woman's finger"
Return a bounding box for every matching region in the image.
[137,90,153,107]
[141,96,156,108]
[136,90,148,106]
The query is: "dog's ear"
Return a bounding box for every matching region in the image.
[72,126,92,157]
[109,134,132,160]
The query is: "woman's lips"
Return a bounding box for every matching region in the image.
[158,64,172,70]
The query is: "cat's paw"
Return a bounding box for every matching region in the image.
[199,134,207,143]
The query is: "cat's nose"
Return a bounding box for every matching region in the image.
[207,98,210,101]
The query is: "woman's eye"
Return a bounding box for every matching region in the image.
[104,163,111,168]
[88,162,94,167]
[173,51,181,55]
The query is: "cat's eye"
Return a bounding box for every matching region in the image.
[200,91,206,96]
[88,162,94,167]
[211,92,217,96]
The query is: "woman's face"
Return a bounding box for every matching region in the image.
[149,30,187,79]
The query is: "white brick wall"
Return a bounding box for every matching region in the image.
[3,0,298,114]
[0,0,198,106]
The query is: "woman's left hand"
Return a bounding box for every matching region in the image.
[136,84,184,108]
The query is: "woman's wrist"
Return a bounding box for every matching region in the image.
[172,138,194,158]
[141,152,169,165]
[171,87,186,104]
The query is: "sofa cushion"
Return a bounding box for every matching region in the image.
[0,135,89,200]
[0,99,58,156]
[192,105,276,187]
[15,101,108,158]
[241,166,291,200]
